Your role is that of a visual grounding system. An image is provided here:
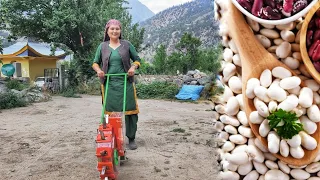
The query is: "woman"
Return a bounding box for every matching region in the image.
[92,19,141,150]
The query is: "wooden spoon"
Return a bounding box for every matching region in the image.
[226,1,320,166]
[300,0,320,84]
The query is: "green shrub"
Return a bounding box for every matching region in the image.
[5,79,29,91]
[77,78,101,95]
[136,81,179,99]
[0,91,28,109]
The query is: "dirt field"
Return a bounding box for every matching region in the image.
[0,95,219,180]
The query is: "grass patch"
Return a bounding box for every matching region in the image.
[136,81,179,99]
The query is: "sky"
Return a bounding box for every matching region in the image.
[139,0,193,14]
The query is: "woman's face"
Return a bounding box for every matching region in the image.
[107,24,121,40]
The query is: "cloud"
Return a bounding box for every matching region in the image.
[139,0,193,14]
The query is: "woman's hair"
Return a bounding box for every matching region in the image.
[103,19,122,42]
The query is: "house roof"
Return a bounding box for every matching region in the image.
[1,41,68,59]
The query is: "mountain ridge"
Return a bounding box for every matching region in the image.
[138,0,220,62]
[126,0,155,23]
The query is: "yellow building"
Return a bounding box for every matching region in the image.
[0,41,68,81]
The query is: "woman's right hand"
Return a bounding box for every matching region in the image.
[97,70,105,78]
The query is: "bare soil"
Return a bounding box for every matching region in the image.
[0,95,219,180]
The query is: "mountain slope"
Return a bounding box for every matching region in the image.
[139,0,220,62]
[126,0,155,23]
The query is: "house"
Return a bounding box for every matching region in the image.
[0,41,69,81]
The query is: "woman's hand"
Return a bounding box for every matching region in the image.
[128,66,136,76]
[97,70,105,78]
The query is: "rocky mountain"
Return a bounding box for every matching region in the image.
[139,0,220,62]
[126,0,155,23]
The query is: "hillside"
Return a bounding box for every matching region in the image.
[126,0,155,23]
[139,0,220,62]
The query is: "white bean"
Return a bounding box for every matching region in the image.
[232,145,248,154]
[219,131,229,141]
[237,111,248,126]
[214,121,224,132]
[260,69,272,88]
[276,22,296,31]
[227,152,249,165]
[223,48,233,62]
[286,134,301,148]
[246,145,265,163]
[249,111,264,124]
[276,42,291,59]
[280,30,295,42]
[223,160,238,172]
[307,105,320,122]
[306,162,320,173]
[314,92,320,105]
[243,170,259,180]
[279,76,301,90]
[220,115,240,127]
[260,29,280,39]
[223,63,237,82]
[300,116,317,134]
[290,169,310,180]
[280,140,289,157]
[278,161,291,174]
[253,161,268,175]
[222,141,235,152]
[238,126,254,138]
[234,94,243,110]
[300,131,317,150]
[305,79,320,92]
[226,96,240,116]
[259,119,271,138]
[274,38,284,45]
[265,160,278,170]
[290,146,305,159]
[229,76,242,94]
[238,161,253,176]
[233,54,242,67]
[298,87,313,108]
[216,104,226,114]
[264,152,277,161]
[229,135,247,145]
[268,100,278,113]
[267,131,280,154]
[265,170,290,180]
[272,67,292,79]
[254,98,269,118]
[256,34,271,48]
[267,83,287,102]
[246,78,260,99]
[277,94,299,111]
[254,86,270,103]
[225,125,238,135]
[282,57,300,70]
[220,171,240,180]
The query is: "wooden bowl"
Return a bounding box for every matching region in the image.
[300,0,320,84]
[231,0,318,25]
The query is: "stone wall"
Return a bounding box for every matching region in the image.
[135,70,212,87]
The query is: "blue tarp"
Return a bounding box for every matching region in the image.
[175,85,204,101]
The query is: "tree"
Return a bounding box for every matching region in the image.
[0,0,145,83]
[153,44,167,74]
[175,32,202,72]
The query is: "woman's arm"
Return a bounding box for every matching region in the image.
[92,44,105,78]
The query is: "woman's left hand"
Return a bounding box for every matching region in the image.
[128,66,135,76]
